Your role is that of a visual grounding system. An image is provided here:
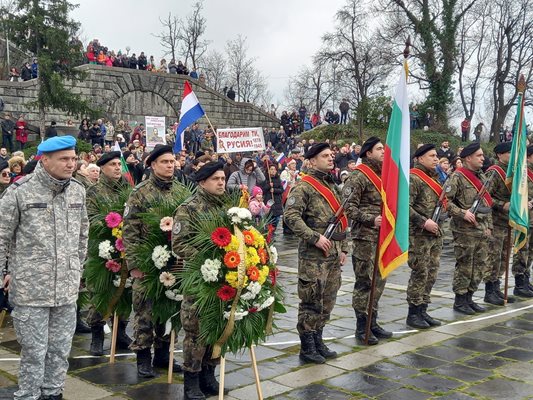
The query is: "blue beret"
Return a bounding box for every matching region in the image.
[37,135,77,153]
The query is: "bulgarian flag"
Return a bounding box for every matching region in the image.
[378,59,410,278]
[506,76,529,252]
[113,142,134,186]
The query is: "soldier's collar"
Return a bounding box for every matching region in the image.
[35,162,71,194]
[151,173,173,190]
[362,158,383,174]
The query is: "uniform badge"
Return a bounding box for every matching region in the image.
[123,203,130,217]
[286,197,296,206]
[343,187,353,197]
[446,186,451,193]
[173,222,182,235]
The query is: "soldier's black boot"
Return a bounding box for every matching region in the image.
[153,343,183,372]
[406,304,430,329]
[495,279,515,303]
[371,313,393,339]
[514,275,533,297]
[89,326,104,356]
[40,394,63,400]
[453,293,475,315]
[313,329,337,359]
[75,308,91,334]
[525,272,533,291]
[184,371,206,400]
[116,320,132,350]
[299,332,326,364]
[355,314,378,345]
[484,282,504,306]
[467,291,486,313]
[199,365,228,396]
[420,304,441,326]
[136,348,157,378]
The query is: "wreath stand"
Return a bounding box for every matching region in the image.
[109,312,119,364]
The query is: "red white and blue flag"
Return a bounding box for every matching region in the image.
[173,81,206,153]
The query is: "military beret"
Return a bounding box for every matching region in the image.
[360,137,381,158]
[493,142,512,155]
[145,144,173,166]
[460,142,481,158]
[96,151,121,167]
[528,146,533,157]
[413,143,436,158]
[304,143,330,159]
[193,161,224,182]
[37,135,76,153]
[0,159,8,172]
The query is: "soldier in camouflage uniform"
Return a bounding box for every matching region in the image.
[445,142,492,315]
[85,151,133,355]
[0,136,89,400]
[284,143,348,363]
[406,144,443,329]
[512,145,533,297]
[343,137,392,345]
[484,142,517,304]
[172,161,226,400]
[122,145,182,378]
[0,159,10,198]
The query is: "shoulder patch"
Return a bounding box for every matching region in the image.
[286,196,296,206]
[123,203,130,217]
[446,185,452,193]
[173,221,182,235]
[343,187,353,197]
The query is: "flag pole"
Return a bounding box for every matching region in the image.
[503,227,512,305]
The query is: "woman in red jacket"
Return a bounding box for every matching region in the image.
[15,116,28,150]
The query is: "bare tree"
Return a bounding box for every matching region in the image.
[178,0,209,71]
[225,35,255,101]
[154,12,180,62]
[239,65,268,104]
[199,49,227,92]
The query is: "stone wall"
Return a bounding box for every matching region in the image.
[0,64,278,133]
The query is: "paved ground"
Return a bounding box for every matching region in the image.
[2,232,533,400]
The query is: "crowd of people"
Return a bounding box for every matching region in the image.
[7,59,38,82]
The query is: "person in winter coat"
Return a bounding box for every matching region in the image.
[249,186,271,224]
[15,116,28,150]
[259,163,284,229]
[223,152,242,181]
[226,157,266,192]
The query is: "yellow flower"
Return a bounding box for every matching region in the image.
[258,266,269,285]
[223,235,240,252]
[250,227,265,248]
[225,271,249,289]
[112,228,122,238]
[246,247,260,267]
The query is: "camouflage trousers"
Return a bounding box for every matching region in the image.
[12,303,76,400]
[406,234,443,306]
[484,224,510,283]
[512,229,533,276]
[180,295,219,373]
[296,252,342,335]
[130,279,169,352]
[352,239,386,315]
[452,232,489,294]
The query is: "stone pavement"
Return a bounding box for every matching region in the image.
[2,233,533,399]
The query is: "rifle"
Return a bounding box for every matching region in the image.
[432,175,451,224]
[324,188,355,241]
[469,170,496,216]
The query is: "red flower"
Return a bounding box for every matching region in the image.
[266,224,275,244]
[217,285,237,301]
[224,251,240,269]
[243,230,255,246]
[105,260,121,273]
[269,268,279,286]
[247,266,260,281]
[211,227,232,247]
[248,307,258,313]
[258,248,268,264]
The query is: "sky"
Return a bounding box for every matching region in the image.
[71,0,347,106]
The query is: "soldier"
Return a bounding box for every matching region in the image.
[122,144,182,378]
[512,145,533,297]
[445,142,492,314]
[172,161,226,400]
[343,137,392,345]
[0,136,89,400]
[85,151,133,356]
[284,143,348,363]
[406,144,444,329]
[484,142,517,304]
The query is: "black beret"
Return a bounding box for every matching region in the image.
[413,144,436,158]
[460,142,481,158]
[528,146,533,157]
[0,159,8,172]
[195,151,205,158]
[96,151,121,167]
[494,142,512,155]
[304,143,330,159]
[360,137,381,158]
[194,161,224,182]
[145,144,173,166]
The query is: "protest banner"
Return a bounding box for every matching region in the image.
[216,127,265,153]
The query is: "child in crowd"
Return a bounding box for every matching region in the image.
[249,186,271,224]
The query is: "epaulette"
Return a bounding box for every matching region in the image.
[70,177,84,187]
[9,174,34,189]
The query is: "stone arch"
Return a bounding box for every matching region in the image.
[107,90,179,125]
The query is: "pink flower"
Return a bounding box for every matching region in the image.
[160,217,174,232]
[105,212,123,228]
[115,238,125,252]
[105,260,121,273]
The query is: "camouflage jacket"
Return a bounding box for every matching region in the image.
[86,174,128,210]
[123,173,182,271]
[284,168,348,255]
[487,161,510,228]
[409,164,443,236]
[445,168,493,235]
[172,187,226,261]
[74,172,93,189]
[343,158,382,241]
[0,162,89,307]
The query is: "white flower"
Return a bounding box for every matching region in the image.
[152,245,171,269]
[98,240,114,260]
[231,215,242,224]
[241,281,262,301]
[223,309,249,321]
[269,246,278,264]
[237,208,252,221]
[165,289,183,302]
[160,216,174,232]
[200,259,221,282]
[228,207,252,224]
[159,271,176,287]
[254,295,275,311]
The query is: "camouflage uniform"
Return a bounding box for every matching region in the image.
[284,168,348,335]
[172,187,225,373]
[512,163,533,277]
[123,174,181,352]
[74,172,93,189]
[407,164,443,306]
[485,162,510,283]
[0,162,89,400]
[445,169,493,295]
[343,158,384,315]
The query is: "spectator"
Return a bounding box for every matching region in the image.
[461,118,471,142]
[280,159,298,186]
[436,141,454,160]
[226,158,266,192]
[334,146,352,169]
[339,99,350,124]
[189,69,198,79]
[311,112,321,127]
[15,116,28,150]
[31,58,38,79]
[44,121,58,138]
[138,52,147,70]
[473,122,484,143]
[259,163,284,229]
[222,153,242,181]
[8,156,25,182]
[104,120,114,146]
[86,163,100,184]
[96,50,106,65]
[129,53,138,69]
[410,105,420,129]
[248,186,271,224]
[89,122,102,146]
[158,59,168,72]
[436,157,450,184]
[1,114,15,152]
[176,61,188,75]
[168,59,178,74]
[21,62,32,81]
[0,147,9,163]
[78,119,90,142]
[227,87,236,101]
